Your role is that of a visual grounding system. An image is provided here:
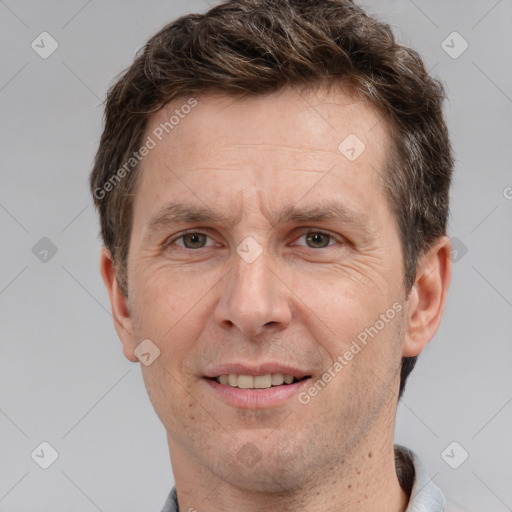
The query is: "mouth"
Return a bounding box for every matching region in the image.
[209,373,311,389]
[203,368,312,409]
[203,364,313,408]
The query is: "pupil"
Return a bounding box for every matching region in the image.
[307,232,329,248]
[184,233,205,248]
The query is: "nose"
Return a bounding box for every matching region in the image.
[214,249,292,337]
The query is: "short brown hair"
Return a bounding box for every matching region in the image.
[90,0,453,397]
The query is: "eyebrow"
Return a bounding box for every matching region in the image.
[276,203,373,239]
[276,203,368,227]
[146,201,372,235]
[147,203,228,230]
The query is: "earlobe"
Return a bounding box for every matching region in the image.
[402,236,452,357]
[99,247,138,362]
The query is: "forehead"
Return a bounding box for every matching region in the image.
[146,86,388,163]
[134,86,391,223]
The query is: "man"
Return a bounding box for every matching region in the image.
[90,1,453,510]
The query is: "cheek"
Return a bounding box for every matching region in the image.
[140,358,199,443]
[290,268,399,344]
[293,272,405,401]
[333,306,405,401]
[129,262,219,344]
[306,315,405,447]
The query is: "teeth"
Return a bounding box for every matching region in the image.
[216,373,301,389]
[254,374,272,389]
[284,374,294,384]
[237,375,253,389]
[271,373,284,385]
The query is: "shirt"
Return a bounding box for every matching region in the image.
[160,445,446,511]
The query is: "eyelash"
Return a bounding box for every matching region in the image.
[163,229,341,251]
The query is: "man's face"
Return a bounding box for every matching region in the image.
[124,87,409,490]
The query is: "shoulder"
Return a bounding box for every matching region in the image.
[445,503,471,512]
[395,445,446,512]
[160,487,179,512]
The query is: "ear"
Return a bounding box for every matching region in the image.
[402,236,452,357]
[100,247,138,362]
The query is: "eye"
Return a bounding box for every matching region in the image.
[295,231,336,249]
[169,232,216,249]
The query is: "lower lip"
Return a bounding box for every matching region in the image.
[203,378,311,409]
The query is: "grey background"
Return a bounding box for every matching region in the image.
[1,0,511,510]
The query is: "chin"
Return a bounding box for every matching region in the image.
[223,462,306,494]
[213,436,312,494]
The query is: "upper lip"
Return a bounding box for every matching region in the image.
[204,363,312,379]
